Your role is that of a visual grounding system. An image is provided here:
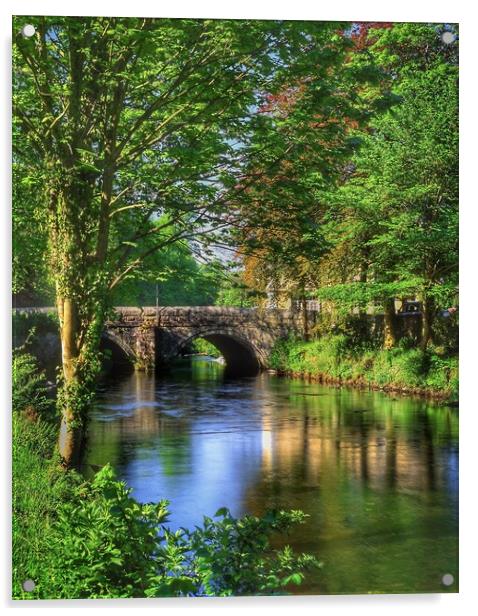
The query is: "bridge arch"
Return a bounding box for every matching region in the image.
[105,306,307,375]
[175,327,265,377]
[100,331,136,371]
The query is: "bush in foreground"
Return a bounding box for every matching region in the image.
[14,463,320,599]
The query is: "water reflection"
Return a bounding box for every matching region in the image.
[83,358,458,595]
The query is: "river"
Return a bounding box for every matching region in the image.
[82,357,458,595]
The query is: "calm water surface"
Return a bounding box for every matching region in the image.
[83,358,458,595]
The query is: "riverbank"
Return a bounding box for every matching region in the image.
[268,335,458,403]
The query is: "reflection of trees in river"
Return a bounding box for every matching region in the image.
[84,371,194,477]
[83,369,457,595]
[249,383,458,504]
[243,383,458,594]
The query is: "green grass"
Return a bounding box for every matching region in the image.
[269,335,458,401]
[11,351,76,598]
[12,414,77,598]
[191,337,222,358]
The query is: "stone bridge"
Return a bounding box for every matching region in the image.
[104,306,309,376]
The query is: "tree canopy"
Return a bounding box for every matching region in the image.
[14,16,379,463]
[234,23,458,348]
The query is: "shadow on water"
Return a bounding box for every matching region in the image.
[82,357,458,595]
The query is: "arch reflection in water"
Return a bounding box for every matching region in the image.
[84,359,458,595]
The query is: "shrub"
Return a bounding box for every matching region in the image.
[16,465,320,599]
[269,335,458,397]
[39,465,170,599]
[268,338,299,371]
[191,337,222,358]
[12,351,54,418]
[12,311,58,348]
[174,507,319,597]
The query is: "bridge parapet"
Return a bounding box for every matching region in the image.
[109,306,306,326]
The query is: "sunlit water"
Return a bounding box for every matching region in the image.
[82,358,458,595]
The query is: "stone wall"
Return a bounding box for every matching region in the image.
[314,311,457,349]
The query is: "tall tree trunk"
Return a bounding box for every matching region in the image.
[383,297,397,349]
[358,258,369,316]
[302,293,310,341]
[57,297,83,466]
[420,295,435,350]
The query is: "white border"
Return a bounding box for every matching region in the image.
[1,0,470,21]
[2,1,477,614]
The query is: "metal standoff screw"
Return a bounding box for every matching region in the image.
[442,573,454,586]
[22,579,36,592]
[21,24,36,38]
[441,31,456,45]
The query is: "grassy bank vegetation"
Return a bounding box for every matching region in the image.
[12,352,319,599]
[269,335,458,401]
[191,337,222,358]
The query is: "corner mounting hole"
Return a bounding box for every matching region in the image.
[21,24,36,38]
[442,573,454,587]
[441,31,456,45]
[22,579,36,592]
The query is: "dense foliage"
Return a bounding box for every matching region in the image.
[191,337,222,358]
[111,231,223,307]
[12,351,54,418]
[237,23,458,351]
[269,335,458,401]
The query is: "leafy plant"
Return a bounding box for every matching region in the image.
[15,463,320,599]
[191,337,222,358]
[170,507,320,596]
[40,465,169,598]
[12,351,53,418]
